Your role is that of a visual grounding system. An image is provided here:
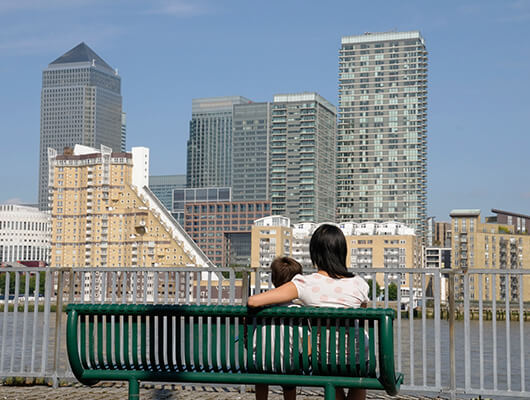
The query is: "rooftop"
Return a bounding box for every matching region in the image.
[341,31,423,45]
[49,42,115,72]
[449,209,481,217]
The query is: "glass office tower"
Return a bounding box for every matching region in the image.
[337,31,428,238]
[232,102,270,201]
[270,93,336,224]
[38,42,122,210]
[186,96,251,188]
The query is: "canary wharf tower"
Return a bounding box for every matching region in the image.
[337,31,427,238]
[38,43,122,210]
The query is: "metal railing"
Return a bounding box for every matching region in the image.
[0,265,528,399]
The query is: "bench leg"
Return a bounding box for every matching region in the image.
[128,379,140,400]
[324,383,335,400]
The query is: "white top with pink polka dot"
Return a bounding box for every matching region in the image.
[291,272,369,308]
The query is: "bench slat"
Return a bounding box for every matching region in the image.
[301,321,310,372]
[338,323,346,374]
[97,315,106,370]
[219,316,228,372]
[369,320,376,376]
[131,316,139,369]
[80,315,88,370]
[237,317,246,373]
[292,317,300,372]
[201,316,210,372]
[229,317,237,371]
[183,316,192,371]
[140,315,148,370]
[123,315,131,370]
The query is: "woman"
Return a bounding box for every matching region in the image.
[248,224,369,400]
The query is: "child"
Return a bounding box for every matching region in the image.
[249,224,369,400]
[254,256,302,400]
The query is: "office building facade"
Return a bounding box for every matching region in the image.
[232,102,270,201]
[186,96,252,189]
[0,205,51,265]
[270,93,336,223]
[337,31,427,238]
[172,187,231,225]
[183,200,270,266]
[39,42,123,210]
[149,174,186,212]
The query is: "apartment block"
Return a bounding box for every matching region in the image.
[434,222,451,247]
[251,219,422,289]
[251,216,292,269]
[450,209,530,301]
[488,209,529,234]
[337,31,428,238]
[48,144,212,270]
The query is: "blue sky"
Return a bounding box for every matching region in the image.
[0,0,529,221]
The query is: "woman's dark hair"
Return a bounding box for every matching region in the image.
[309,224,353,279]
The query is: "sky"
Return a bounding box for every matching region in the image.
[0,0,529,222]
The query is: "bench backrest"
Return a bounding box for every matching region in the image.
[66,304,397,391]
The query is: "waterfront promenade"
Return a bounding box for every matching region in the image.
[0,383,450,400]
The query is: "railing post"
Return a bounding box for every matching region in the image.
[448,271,456,400]
[41,268,53,377]
[52,268,65,388]
[241,269,250,306]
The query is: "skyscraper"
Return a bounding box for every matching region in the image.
[38,42,123,210]
[186,96,251,188]
[337,31,428,238]
[270,93,336,223]
[232,102,270,201]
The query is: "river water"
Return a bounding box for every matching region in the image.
[1,312,529,397]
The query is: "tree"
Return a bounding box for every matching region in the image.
[386,282,398,301]
[366,279,381,300]
[0,271,46,297]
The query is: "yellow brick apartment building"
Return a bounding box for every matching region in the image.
[48,145,212,269]
[450,209,530,302]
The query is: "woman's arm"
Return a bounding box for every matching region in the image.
[247,282,298,308]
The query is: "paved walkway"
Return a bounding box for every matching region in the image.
[0,383,451,400]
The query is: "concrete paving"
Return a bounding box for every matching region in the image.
[0,383,452,400]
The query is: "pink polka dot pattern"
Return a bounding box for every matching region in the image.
[313,274,321,279]
[312,286,320,293]
[334,286,343,293]
[326,278,334,284]
[320,295,328,302]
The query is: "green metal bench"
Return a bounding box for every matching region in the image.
[66,304,403,400]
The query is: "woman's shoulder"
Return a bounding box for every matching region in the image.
[291,272,323,285]
[343,274,369,288]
